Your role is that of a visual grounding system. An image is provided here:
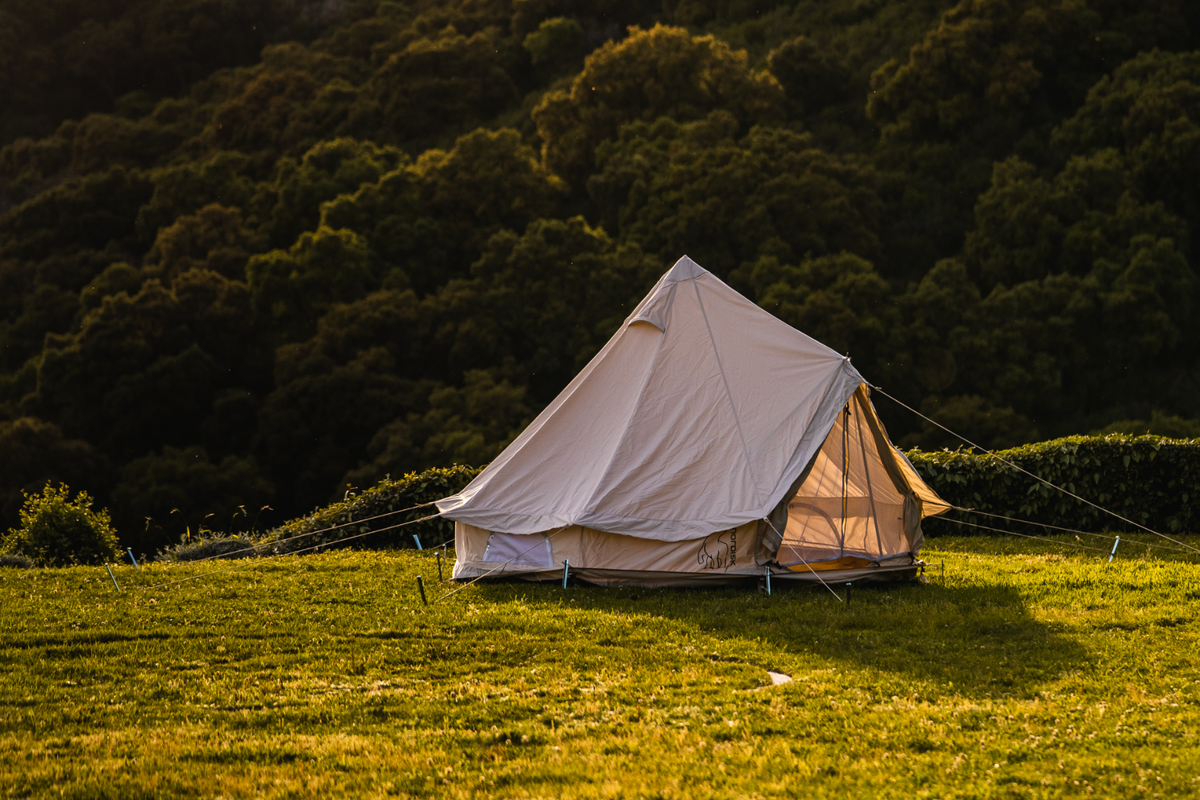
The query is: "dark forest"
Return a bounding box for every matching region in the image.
[2,0,1199,555]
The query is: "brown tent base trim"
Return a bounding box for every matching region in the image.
[451,560,924,589]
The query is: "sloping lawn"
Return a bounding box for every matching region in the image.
[2,536,1199,798]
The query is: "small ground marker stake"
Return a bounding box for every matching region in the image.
[412,534,423,550]
[126,548,139,568]
[845,582,852,606]
[764,565,771,596]
[562,558,570,589]
[436,550,444,581]
[1109,536,1121,563]
[416,575,428,605]
[105,564,121,591]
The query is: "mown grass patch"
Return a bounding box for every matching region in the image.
[2,536,1200,797]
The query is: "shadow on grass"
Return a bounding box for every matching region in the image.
[508,578,1087,699]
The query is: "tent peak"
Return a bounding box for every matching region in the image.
[663,256,707,283]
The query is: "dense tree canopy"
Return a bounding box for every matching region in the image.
[1,0,1198,553]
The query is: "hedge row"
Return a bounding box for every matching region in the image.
[165,435,1195,559]
[260,464,483,554]
[906,435,1200,536]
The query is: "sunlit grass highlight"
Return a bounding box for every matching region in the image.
[3,535,1200,797]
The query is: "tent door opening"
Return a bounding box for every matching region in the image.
[776,389,911,571]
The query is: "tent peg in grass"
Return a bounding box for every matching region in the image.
[412,534,423,550]
[436,551,443,581]
[845,582,852,606]
[105,564,121,591]
[562,559,570,589]
[764,565,771,596]
[126,548,139,568]
[416,575,428,606]
[1109,536,1121,563]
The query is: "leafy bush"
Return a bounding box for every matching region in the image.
[0,553,35,568]
[157,534,259,563]
[262,464,482,554]
[1,483,119,566]
[908,435,1200,536]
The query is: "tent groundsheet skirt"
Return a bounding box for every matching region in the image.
[452,521,925,588]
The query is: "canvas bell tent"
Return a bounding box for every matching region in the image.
[436,256,948,587]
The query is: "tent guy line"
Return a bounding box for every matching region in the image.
[432,525,573,606]
[947,507,1197,556]
[134,512,443,591]
[761,517,843,602]
[438,255,1193,584]
[939,517,1111,553]
[160,500,444,565]
[869,384,1200,557]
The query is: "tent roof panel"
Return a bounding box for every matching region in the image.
[438,256,868,539]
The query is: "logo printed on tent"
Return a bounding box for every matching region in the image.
[696,529,737,570]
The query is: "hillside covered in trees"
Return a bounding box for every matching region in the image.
[2,0,1199,555]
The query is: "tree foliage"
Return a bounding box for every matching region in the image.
[590,112,882,278]
[533,24,785,184]
[0,0,1197,552]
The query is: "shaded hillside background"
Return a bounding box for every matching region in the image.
[2,0,1199,555]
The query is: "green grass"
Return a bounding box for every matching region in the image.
[3,536,1200,798]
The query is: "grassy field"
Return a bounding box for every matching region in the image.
[3,535,1200,798]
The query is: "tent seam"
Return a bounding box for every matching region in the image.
[691,278,761,500]
[441,276,679,520]
[580,283,679,518]
[763,364,860,516]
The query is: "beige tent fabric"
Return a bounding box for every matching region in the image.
[438,256,864,539]
[453,521,763,581]
[439,256,948,584]
[452,519,925,586]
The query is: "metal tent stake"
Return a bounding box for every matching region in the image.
[1109,536,1121,563]
[126,548,139,568]
[764,565,771,596]
[412,534,423,550]
[416,576,428,605]
[105,564,121,591]
[562,559,570,589]
[436,551,444,581]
